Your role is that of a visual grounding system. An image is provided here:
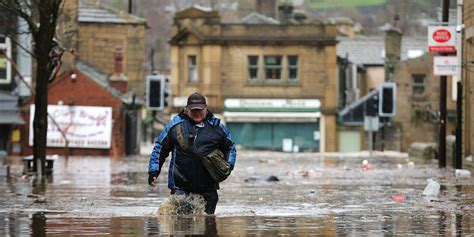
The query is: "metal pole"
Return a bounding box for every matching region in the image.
[455,81,463,169]
[438,0,449,168]
[368,119,373,157]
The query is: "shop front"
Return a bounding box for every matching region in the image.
[223,99,321,151]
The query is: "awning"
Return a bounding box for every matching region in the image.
[0,111,25,125]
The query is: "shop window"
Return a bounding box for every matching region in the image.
[264,56,281,80]
[188,55,197,83]
[287,55,298,80]
[412,74,426,98]
[248,55,259,80]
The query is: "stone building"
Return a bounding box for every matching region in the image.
[60,0,146,96]
[392,53,457,151]
[336,33,429,152]
[463,0,474,159]
[168,5,338,152]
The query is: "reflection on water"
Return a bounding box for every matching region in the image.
[0,151,473,235]
[0,212,472,236]
[32,212,46,237]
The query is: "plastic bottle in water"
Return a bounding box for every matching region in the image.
[455,169,471,178]
[422,179,440,196]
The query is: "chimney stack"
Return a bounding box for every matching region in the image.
[109,46,128,93]
[256,0,277,19]
[384,14,402,81]
[278,3,294,24]
[114,46,124,75]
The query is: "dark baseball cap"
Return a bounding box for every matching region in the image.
[186,92,207,110]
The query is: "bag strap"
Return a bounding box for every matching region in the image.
[175,123,224,161]
[175,123,190,151]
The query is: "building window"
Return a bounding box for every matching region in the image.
[412,74,426,97]
[188,55,197,83]
[0,35,11,84]
[248,55,259,80]
[287,55,298,80]
[264,56,282,80]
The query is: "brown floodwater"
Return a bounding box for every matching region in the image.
[0,150,473,235]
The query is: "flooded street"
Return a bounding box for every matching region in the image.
[0,150,473,236]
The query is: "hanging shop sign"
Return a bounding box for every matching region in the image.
[428,26,456,53]
[433,56,458,76]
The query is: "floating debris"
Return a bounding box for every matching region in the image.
[299,170,309,177]
[27,193,40,198]
[362,160,372,171]
[34,197,47,204]
[422,179,440,196]
[455,169,471,178]
[391,194,406,202]
[244,175,279,182]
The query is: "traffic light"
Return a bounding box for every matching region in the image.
[146,75,164,110]
[378,82,397,117]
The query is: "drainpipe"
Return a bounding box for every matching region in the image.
[320,115,325,153]
[454,0,463,100]
[16,16,32,97]
[455,0,463,169]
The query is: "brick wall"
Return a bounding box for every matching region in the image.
[21,70,126,157]
[78,23,145,96]
[56,0,78,67]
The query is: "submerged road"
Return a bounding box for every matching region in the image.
[0,150,473,235]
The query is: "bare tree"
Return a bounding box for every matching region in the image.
[0,0,63,176]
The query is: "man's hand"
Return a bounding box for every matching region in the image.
[148,171,159,186]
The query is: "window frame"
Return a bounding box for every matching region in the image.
[264,55,282,81]
[287,55,299,81]
[411,74,426,99]
[0,35,12,84]
[247,55,259,81]
[187,55,198,84]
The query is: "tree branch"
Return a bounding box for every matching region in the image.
[0,1,39,35]
[4,33,35,57]
[1,48,70,158]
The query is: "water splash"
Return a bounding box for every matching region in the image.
[157,194,206,215]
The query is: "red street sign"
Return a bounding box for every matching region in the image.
[432,29,451,43]
[428,26,457,53]
[428,46,456,53]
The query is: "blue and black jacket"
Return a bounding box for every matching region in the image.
[148,110,237,193]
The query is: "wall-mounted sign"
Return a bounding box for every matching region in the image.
[224,99,320,109]
[428,26,457,53]
[433,56,458,76]
[29,105,112,149]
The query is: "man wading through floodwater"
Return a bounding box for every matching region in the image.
[148,92,237,214]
